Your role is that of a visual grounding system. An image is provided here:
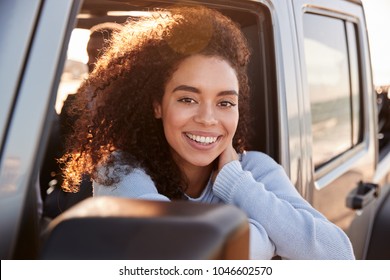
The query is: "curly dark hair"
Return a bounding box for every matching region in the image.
[60,5,251,199]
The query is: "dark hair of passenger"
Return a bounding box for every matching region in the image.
[60,6,251,199]
[87,22,123,72]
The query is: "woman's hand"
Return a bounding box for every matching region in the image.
[212,144,239,182]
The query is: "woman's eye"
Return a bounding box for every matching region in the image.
[178,97,196,104]
[219,101,237,108]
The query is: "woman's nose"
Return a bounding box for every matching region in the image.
[194,103,218,126]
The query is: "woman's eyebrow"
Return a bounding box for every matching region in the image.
[173,85,199,93]
[173,85,238,96]
[218,90,238,97]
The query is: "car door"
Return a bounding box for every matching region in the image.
[292,0,377,259]
[0,0,81,259]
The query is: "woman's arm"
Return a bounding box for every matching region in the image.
[213,151,355,260]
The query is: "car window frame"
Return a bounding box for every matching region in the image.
[302,9,365,173]
[296,4,370,189]
[0,0,42,156]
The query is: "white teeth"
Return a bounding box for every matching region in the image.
[186,133,218,144]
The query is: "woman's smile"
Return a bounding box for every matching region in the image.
[185,132,218,145]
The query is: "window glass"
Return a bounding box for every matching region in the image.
[55,28,89,114]
[303,13,361,169]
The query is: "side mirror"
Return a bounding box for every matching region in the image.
[40,197,249,259]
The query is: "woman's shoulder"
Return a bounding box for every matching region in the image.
[240,150,278,166]
[239,150,283,179]
[94,159,159,198]
[95,150,142,182]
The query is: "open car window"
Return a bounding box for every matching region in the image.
[40,0,278,219]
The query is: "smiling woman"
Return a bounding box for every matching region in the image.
[60,5,354,260]
[61,5,251,198]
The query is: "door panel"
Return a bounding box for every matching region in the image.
[293,0,376,259]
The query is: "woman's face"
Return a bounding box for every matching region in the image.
[154,54,239,171]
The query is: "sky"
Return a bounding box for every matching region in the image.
[362,0,390,86]
[67,28,89,64]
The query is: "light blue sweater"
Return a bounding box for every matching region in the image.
[93,151,355,259]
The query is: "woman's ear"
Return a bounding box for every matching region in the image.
[153,101,162,119]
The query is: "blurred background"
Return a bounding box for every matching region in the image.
[362,0,390,88]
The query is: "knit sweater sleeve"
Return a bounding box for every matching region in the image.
[213,151,355,260]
